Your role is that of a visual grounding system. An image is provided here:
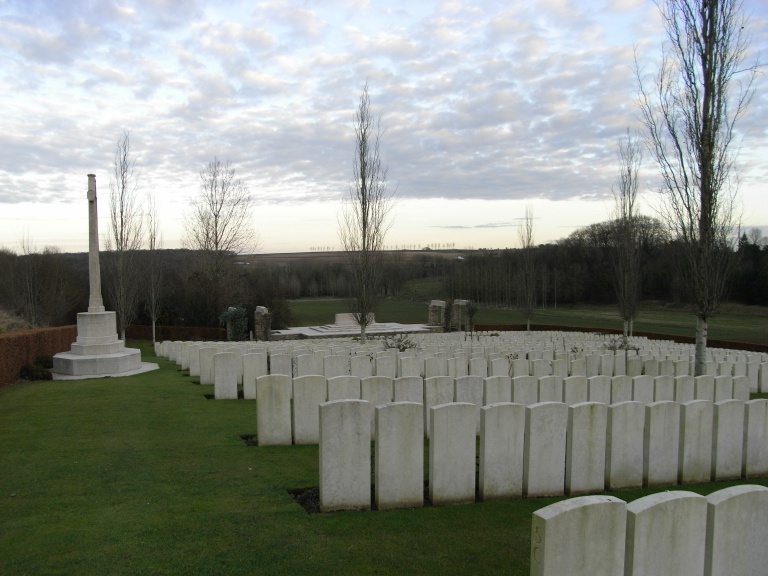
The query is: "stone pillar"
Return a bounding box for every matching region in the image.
[86,174,105,313]
[451,299,467,330]
[254,306,270,341]
[428,300,445,326]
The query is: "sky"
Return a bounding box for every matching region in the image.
[1,0,766,254]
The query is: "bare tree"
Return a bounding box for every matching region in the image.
[636,0,756,375]
[518,204,536,332]
[339,82,395,343]
[104,130,144,341]
[610,129,643,343]
[18,233,42,328]
[145,189,163,343]
[183,157,255,325]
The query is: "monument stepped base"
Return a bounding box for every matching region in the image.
[52,310,157,379]
[52,348,143,377]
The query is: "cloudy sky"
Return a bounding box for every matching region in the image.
[1,0,766,254]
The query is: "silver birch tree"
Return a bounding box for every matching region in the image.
[637,0,756,375]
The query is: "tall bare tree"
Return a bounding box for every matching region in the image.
[105,130,144,340]
[518,204,536,332]
[637,0,756,375]
[183,157,255,325]
[610,129,643,343]
[145,189,163,343]
[18,233,42,328]
[339,82,395,343]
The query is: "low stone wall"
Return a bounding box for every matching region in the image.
[0,326,77,387]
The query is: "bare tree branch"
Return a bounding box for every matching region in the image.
[517,204,536,332]
[636,0,756,375]
[183,157,256,325]
[145,188,163,342]
[105,130,143,340]
[610,128,643,342]
[338,82,395,343]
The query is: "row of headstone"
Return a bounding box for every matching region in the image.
[157,335,768,394]
[530,484,768,576]
[249,372,750,442]
[317,398,768,512]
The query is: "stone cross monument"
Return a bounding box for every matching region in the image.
[86,174,105,313]
[52,174,151,378]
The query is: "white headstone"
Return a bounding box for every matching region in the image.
[563,376,588,406]
[524,402,568,497]
[242,352,268,400]
[292,375,327,444]
[678,400,714,484]
[512,375,538,406]
[483,375,512,405]
[605,401,645,490]
[674,375,695,403]
[455,375,483,435]
[711,399,744,481]
[653,375,675,401]
[361,376,394,437]
[270,353,292,376]
[587,375,611,404]
[319,399,372,512]
[393,376,422,403]
[198,346,218,385]
[479,402,525,500]
[566,402,607,495]
[530,495,626,576]
[213,352,238,400]
[256,374,292,445]
[704,485,768,576]
[327,375,361,401]
[743,399,768,477]
[429,402,476,505]
[695,375,715,401]
[375,355,397,379]
[632,375,654,404]
[375,402,423,510]
[423,376,454,439]
[625,491,707,576]
[643,401,680,487]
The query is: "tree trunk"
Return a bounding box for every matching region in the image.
[151,320,156,344]
[695,315,708,376]
[360,323,367,345]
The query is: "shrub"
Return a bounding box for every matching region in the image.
[219,306,249,341]
[35,356,54,369]
[0,308,30,335]
[19,364,53,381]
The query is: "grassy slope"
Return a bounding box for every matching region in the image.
[2,341,767,575]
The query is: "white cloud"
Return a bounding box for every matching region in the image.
[0,0,766,253]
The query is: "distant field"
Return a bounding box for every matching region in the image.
[288,298,768,345]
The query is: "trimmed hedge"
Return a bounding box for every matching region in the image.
[125,324,227,342]
[0,326,77,387]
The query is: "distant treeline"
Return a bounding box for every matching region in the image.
[1,223,766,333]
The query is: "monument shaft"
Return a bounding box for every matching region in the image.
[87,174,105,312]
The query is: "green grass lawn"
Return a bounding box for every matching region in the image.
[288,299,768,345]
[2,340,767,575]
